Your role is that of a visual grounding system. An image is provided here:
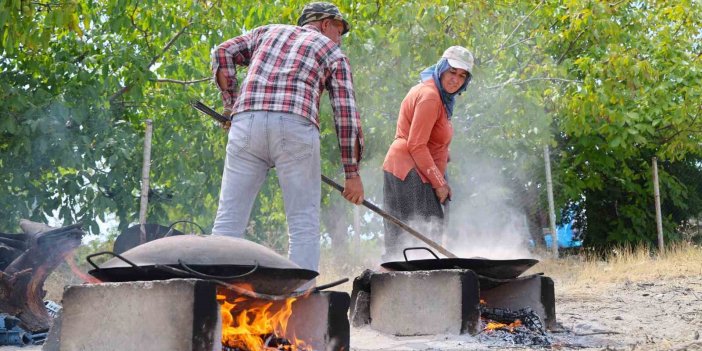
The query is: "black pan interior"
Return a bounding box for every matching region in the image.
[380,257,539,279]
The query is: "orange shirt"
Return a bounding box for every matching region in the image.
[383,79,453,188]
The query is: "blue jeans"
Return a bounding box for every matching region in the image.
[213,111,321,272]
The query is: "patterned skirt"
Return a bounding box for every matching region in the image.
[382,169,445,260]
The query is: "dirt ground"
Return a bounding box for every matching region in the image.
[550,275,702,350]
[351,275,702,351]
[8,272,698,351]
[351,270,702,350]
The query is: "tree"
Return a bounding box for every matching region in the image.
[545,0,702,247]
[2,0,700,253]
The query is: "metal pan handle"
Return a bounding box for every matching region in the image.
[403,247,440,261]
[165,220,206,237]
[177,259,259,280]
[86,251,139,270]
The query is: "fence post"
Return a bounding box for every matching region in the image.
[544,145,558,258]
[652,157,664,251]
[353,206,361,261]
[139,119,154,245]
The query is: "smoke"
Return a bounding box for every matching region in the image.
[445,154,535,259]
[351,149,536,263]
[344,109,538,262]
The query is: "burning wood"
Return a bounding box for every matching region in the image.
[479,304,551,347]
[481,305,546,334]
[218,286,313,351]
[484,319,523,333]
[0,220,84,332]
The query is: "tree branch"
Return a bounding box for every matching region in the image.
[481,2,545,66]
[29,2,59,10]
[109,20,193,102]
[657,113,701,145]
[502,36,536,51]
[498,0,544,51]
[486,77,582,90]
[556,30,585,65]
[151,77,211,85]
[148,21,192,68]
[671,11,689,38]
[129,0,152,50]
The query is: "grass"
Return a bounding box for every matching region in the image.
[316,241,702,295]
[530,242,702,293]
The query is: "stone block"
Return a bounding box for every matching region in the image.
[349,269,373,328]
[370,269,480,335]
[480,274,556,329]
[49,279,219,351]
[286,291,350,351]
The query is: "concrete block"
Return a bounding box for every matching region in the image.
[350,290,370,327]
[41,310,60,351]
[349,269,373,328]
[370,269,480,336]
[53,279,219,351]
[287,291,350,351]
[480,274,556,329]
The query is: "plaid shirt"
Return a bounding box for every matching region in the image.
[211,24,364,178]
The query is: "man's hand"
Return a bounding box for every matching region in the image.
[221,109,232,130]
[343,176,364,205]
[435,184,451,204]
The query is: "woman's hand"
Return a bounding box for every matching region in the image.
[435,184,452,204]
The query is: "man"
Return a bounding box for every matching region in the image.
[210,2,364,273]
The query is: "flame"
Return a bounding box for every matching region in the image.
[65,252,102,284]
[218,285,311,350]
[484,319,523,333]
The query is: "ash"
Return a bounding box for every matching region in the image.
[477,323,552,348]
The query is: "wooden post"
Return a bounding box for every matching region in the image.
[353,206,361,261]
[139,119,154,245]
[544,145,558,258]
[652,157,664,251]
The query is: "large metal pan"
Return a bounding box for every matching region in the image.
[88,235,318,295]
[112,223,185,254]
[381,247,539,279]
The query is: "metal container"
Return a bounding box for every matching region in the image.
[87,235,318,295]
[380,247,539,279]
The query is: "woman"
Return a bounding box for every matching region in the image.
[382,46,473,259]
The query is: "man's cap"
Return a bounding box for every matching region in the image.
[297,2,350,35]
[442,46,474,74]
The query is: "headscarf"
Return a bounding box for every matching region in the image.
[419,58,471,118]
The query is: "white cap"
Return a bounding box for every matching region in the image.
[442,46,474,74]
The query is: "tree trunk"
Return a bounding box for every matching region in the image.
[0,220,85,332]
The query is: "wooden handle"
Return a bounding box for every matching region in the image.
[321,175,458,258]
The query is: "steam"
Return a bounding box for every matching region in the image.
[323,125,537,264]
[445,155,535,259]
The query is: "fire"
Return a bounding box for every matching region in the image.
[480,299,524,333]
[65,252,102,283]
[218,285,311,351]
[484,319,523,333]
